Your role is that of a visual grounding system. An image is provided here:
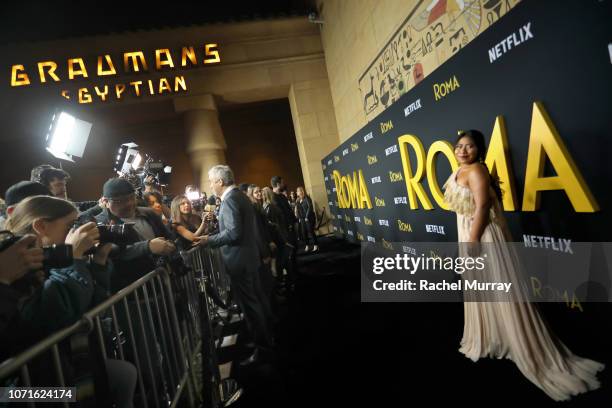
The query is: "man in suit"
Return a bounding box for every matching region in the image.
[200,165,273,364]
[271,175,298,287]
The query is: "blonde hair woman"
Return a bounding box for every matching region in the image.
[5,195,136,407]
[170,195,207,247]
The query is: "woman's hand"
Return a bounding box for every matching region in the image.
[466,239,481,258]
[92,243,114,265]
[66,222,100,259]
[0,235,43,285]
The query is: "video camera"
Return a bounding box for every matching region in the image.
[114,143,172,197]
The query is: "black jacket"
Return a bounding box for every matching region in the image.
[272,192,296,240]
[263,202,288,245]
[252,203,272,259]
[0,259,102,361]
[95,206,170,292]
[299,195,315,224]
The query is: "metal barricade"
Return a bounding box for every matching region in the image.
[0,268,198,408]
[177,246,234,408]
[0,245,234,408]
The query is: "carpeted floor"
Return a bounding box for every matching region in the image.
[222,235,611,407]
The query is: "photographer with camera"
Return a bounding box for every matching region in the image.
[95,178,175,292]
[3,196,101,337]
[95,178,175,405]
[0,235,43,335]
[3,195,137,407]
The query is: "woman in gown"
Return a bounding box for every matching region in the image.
[443,129,604,401]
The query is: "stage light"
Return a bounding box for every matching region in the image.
[114,142,140,174]
[131,153,142,170]
[45,111,92,162]
[164,166,172,173]
[186,185,200,201]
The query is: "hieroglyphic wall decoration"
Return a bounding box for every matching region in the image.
[359,0,521,121]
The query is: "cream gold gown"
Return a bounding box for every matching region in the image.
[443,168,604,401]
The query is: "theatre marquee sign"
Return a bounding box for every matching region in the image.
[9,43,221,103]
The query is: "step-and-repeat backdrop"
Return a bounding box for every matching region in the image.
[322,0,611,247]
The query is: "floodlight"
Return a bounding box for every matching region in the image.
[45,111,92,162]
[131,153,143,170]
[186,185,200,201]
[114,142,140,174]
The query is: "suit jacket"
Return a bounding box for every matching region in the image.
[207,188,261,274]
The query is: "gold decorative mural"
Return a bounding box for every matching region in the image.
[359,0,521,121]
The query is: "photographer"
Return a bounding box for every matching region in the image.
[0,235,43,336]
[30,164,69,200]
[3,180,51,219]
[30,164,104,220]
[96,178,175,404]
[3,195,137,407]
[95,178,175,292]
[3,196,100,337]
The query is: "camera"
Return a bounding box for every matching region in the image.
[97,223,134,245]
[72,221,135,247]
[0,232,73,269]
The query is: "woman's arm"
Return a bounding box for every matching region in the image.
[175,224,200,242]
[193,215,207,236]
[468,165,492,242]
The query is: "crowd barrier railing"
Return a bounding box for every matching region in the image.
[0,245,234,408]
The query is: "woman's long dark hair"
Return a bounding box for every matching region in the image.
[456,130,503,200]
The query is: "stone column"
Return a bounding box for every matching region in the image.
[174,95,227,194]
[288,77,340,234]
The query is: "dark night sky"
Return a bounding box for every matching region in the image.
[1,0,315,45]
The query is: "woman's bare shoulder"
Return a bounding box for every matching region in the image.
[467,163,490,184]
